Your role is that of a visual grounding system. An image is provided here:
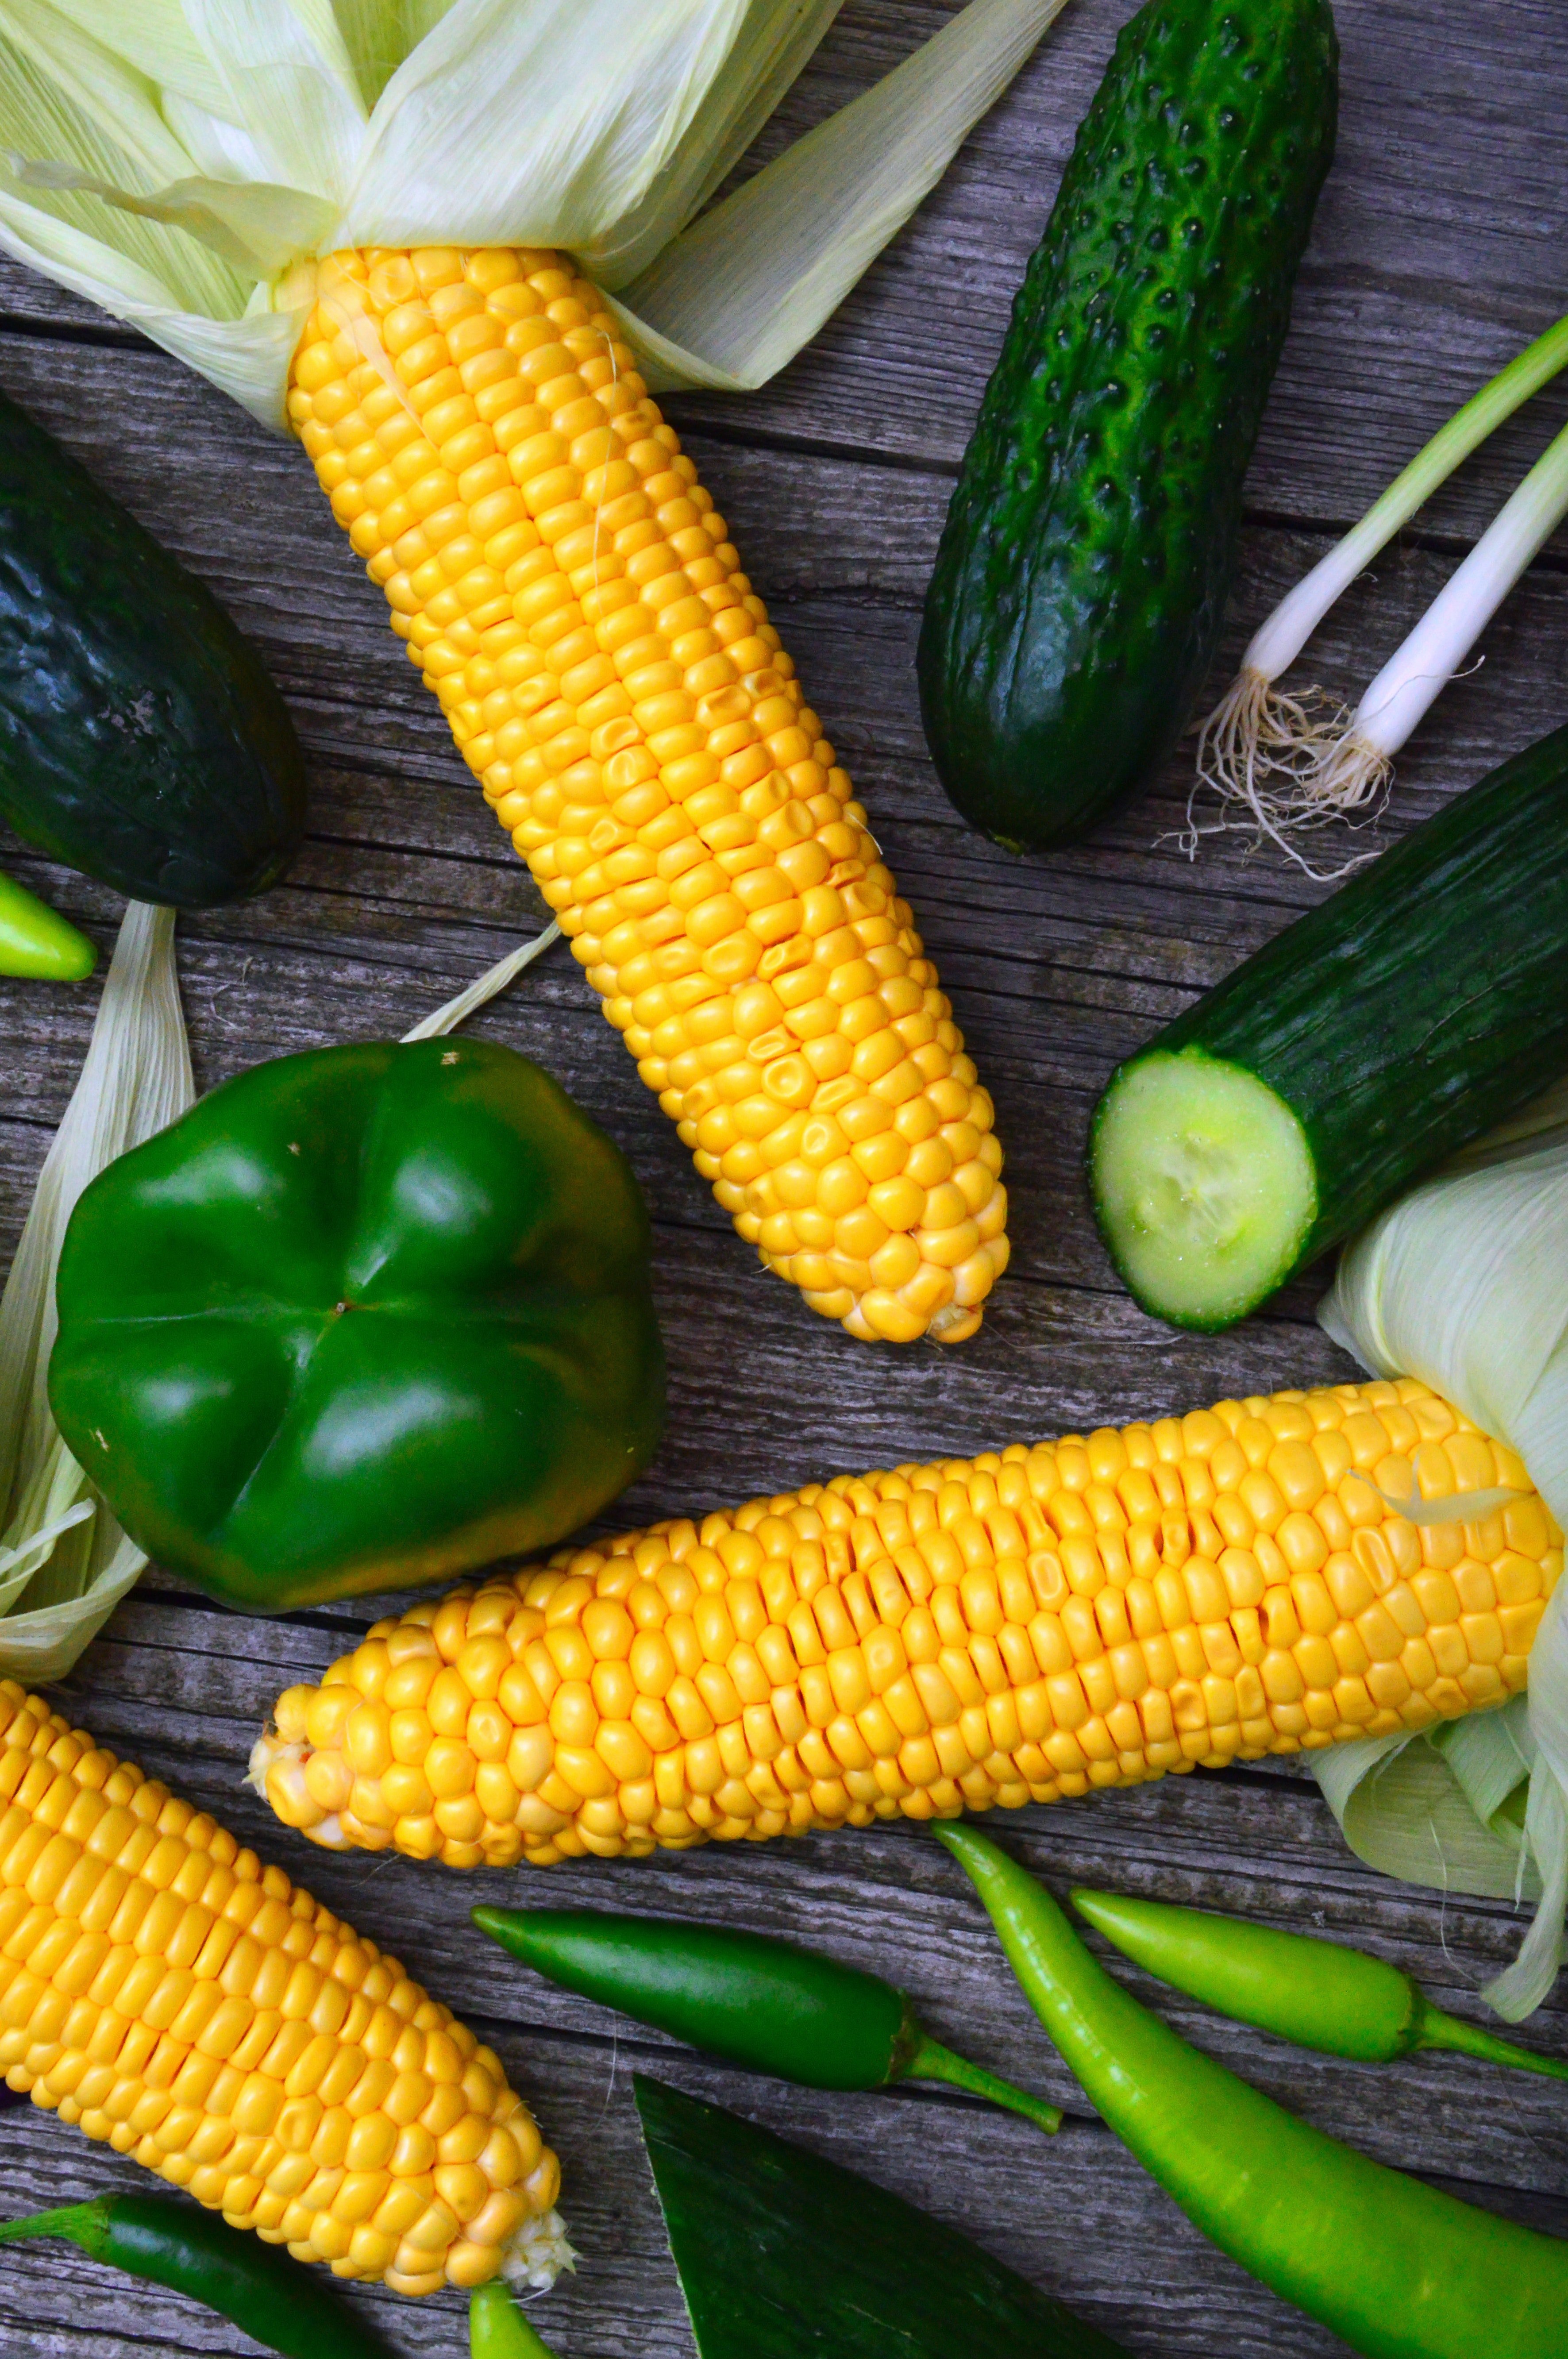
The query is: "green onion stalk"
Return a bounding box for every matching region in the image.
[1191,312,1568,875]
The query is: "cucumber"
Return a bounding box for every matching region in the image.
[636,2074,1128,2359]
[0,385,305,906]
[918,0,1337,851]
[1090,723,1568,1329]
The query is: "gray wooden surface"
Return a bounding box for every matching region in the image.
[3,2,1567,2353]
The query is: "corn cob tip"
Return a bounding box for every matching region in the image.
[288,244,1009,1346]
[251,1380,1561,1873]
[0,1681,566,2293]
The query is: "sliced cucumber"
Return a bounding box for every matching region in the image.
[1092,1050,1316,1327]
[1090,721,1568,1329]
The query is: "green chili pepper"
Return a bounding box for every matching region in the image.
[1072,1885,1568,2078]
[474,1904,1062,2133]
[0,2192,396,2359]
[471,2279,561,2358]
[0,867,94,980]
[939,1825,1568,2359]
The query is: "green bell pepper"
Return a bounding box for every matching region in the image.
[49,1036,664,1610]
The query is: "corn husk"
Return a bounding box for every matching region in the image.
[0,0,1071,426]
[1320,1099,1568,2016]
[0,903,193,1680]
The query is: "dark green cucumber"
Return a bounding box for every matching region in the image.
[0,385,305,904]
[918,0,1337,851]
[1090,721,1568,1329]
[636,2075,1127,2359]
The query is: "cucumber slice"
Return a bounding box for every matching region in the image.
[1091,1050,1316,1327]
[1090,721,1568,1329]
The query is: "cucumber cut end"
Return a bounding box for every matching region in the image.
[1092,1050,1316,1328]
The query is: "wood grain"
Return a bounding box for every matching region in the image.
[2,1,1566,2354]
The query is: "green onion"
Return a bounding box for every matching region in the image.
[1192,312,1568,874]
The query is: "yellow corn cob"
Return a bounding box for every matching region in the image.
[254,1377,1560,1869]
[0,1683,567,2296]
[285,245,1006,1346]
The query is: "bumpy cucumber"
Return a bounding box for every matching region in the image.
[1090,722,1568,1329]
[0,385,305,905]
[919,0,1337,851]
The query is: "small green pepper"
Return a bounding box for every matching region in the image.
[1072,1886,1568,2078]
[474,1903,1062,2132]
[48,1036,664,1609]
[940,1825,1568,2359]
[0,867,94,979]
[471,2279,562,2357]
[0,2191,395,2358]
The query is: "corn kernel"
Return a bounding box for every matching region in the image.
[256,1379,1554,1873]
[289,247,1005,1344]
[0,1683,563,2296]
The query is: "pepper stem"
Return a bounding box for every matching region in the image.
[0,2201,97,2249]
[902,2033,1063,2133]
[1418,2004,1568,2081]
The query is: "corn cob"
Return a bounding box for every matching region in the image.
[0,1683,566,2296]
[253,1377,1560,1869]
[285,245,1006,1346]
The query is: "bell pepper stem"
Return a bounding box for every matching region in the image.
[470,2280,562,2358]
[904,2032,1063,2133]
[1417,2003,1568,2081]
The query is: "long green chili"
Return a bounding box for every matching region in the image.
[0,2192,396,2359]
[939,1825,1568,2359]
[471,2278,562,2357]
[474,1904,1061,2132]
[1072,1886,1568,2078]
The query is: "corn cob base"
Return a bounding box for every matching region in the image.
[254,1379,1560,1869]
[285,245,1007,1345]
[0,1684,567,2294]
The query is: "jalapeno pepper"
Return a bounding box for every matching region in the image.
[471,2279,562,2357]
[939,1825,1568,2359]
[1071,1886,1568,2078]
[474,1904,1062,2132]
[0,2192,397,2359]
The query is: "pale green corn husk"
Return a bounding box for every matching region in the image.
[1320,1097,1568,2017]
[0,0,1071,427]
[0,903,193,1680]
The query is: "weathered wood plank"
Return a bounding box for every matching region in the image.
[40,1597,1568,2199]
[3,3,1566,2353]
[1,0,1564,547]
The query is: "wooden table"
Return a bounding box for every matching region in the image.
[2,3,1565,2352]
